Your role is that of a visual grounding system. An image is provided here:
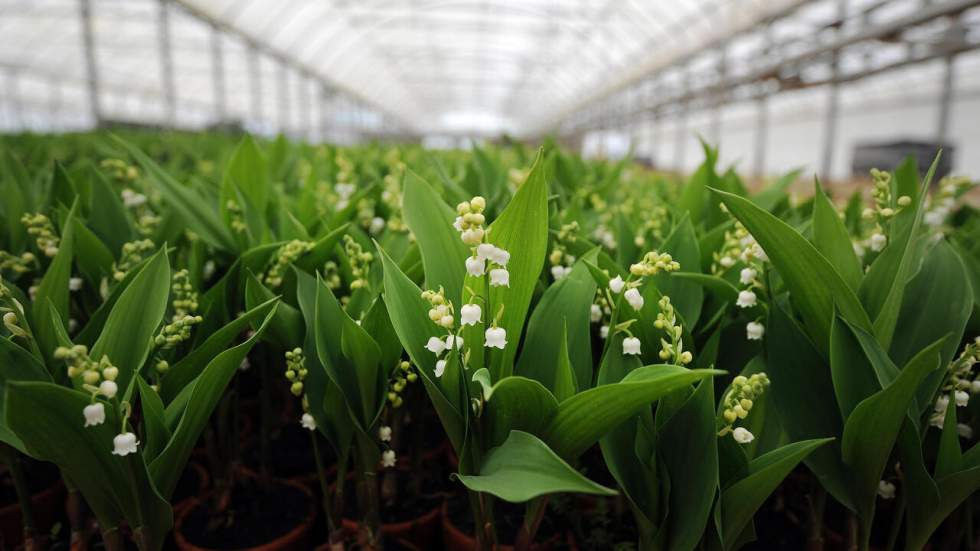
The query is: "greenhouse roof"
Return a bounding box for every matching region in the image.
[0,0,793,136]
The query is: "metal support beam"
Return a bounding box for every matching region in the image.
[319,84,331,141]
[247,43,262,124]
[676,72,690,171]
[158,0,177,126]
[710,46,727,145]
[79,0,102,126]
[753,91,769,178]
[821,0,848,181]
[936,54,955,146]
[210,22,226,123]
[300,73,313,141]
[278,60,290,135]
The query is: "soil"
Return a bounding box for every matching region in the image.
[172,463,206,506]
[179,477,311,549]
[343,463,451,524]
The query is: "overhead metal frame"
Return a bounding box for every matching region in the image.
[550,0,980,178]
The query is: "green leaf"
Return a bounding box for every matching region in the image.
[376,243,465,449]
[31,201,77,369]
[712,188,871,353]
[137,375,170,462]
[221,135,269,217]
[718,438,833,550]
[90,247,170,391]
[485,149,551,378]
[542,365,722,460]
[401,169,469,304]
[660,378,718,551]
[751,168,804,212]
[654,215,704,326]
[811,181,862,291]
[339,308,385,429]
[482,376,559,448]
[159,297,278,404]
[87,168,135,255]
[515,249,597,391]
[72,217,115,285]
[830,316,886,419]
[114,137,236,252]
[841,336,944,541]
[293,223,350,272]
[0,337,52,452]
[455,430,616,502]
[8,382,172,543]
[552,322,577,402]
[766,300,852,508]
[243,271,303,349]
[859,156,939,348]
[150,304,276,498]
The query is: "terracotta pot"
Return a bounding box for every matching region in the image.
[341,503,441,548]
[0,478,65,547]
[440,501,558,551]
[173,462,211,516]
[314,537,420,551]
[173,477,315,551]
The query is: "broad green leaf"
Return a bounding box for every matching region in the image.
[485,149,551,378]
[766,300,851,508]
[859,156,938,348]
[115,137,236,252]
[137,375,170,462]
[243,271,303,349]
[8,382,172,544]
[830,316,886,419]
[750,168,803,212]
[811,182,862,290]
[376,243,464,450]
[0,337,52,452]
[542,365,722,460]
[339,308,385,429]
[660,378,718,551]
[456,430,616,502]
[87,168,135,255]
[293,223,349,272]
[553,322,577,402]
[907,466,980,551]
[158,297,278,404]
[401,170,469,304]
[72,217,115,285]
[718,438,833,550]
[654,215,703,326]
[481,376,559,448]
[150,304,275,498]
[31,201,77,369]
[713,188,871,353]
[221,135,269,218]
[841,337,944,542]
[90,247,170,391]
[516,249,598,391]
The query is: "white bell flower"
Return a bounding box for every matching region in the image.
[551,266,570,280]
[476,243,497,262]
[485,327,507,349]
[489,268,509,287]
[622,337,641,356]
[590,304,602,323]
[736,290,757,309]
[935,395,950,413]
[99,380,118,399]
[624,288,644,311]
[112,432,139,456]
[301,413,316,431]
[434,359,447,378]
[609,276,625,294]
[453,217,464,232]
[425,336,447,355]
[972,380,980,394]
[369,217,386,235]
[877,480,896,499]
[83,402,105,427]
[600,325,609,339]
[379,426,392,442]
[382,450,397,468]
[444,334,464,350]
[746,322,765,341]
[956,390,970,408]
[732,427,755,444]
[957,423,973,439]
[739,268,756,285]
[69,277,83,292]
[491,248,510,267]
[869,233,887,252]
[465,256,486,277]
[460,304,482,326]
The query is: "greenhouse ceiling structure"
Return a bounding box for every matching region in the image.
[1,0,980,178]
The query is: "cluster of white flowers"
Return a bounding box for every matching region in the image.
[121,188,148,209]
[930,337,980,430]
[713,222,768,274]
[21,212,60,258]
[924,175,973,229]
[548,222,580,280]
[719,373,770,444]
[652,296,693,365]
[454,196,488,245]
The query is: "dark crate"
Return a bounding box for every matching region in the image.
[851,140,954,180]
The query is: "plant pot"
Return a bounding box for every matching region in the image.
[314,537,420,551]
[172,462,211,516]
[441,501,559,551]
[174,475,315,551]
[341,504,441,548]
[0,464,65,548]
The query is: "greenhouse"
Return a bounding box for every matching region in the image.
[1,0,980,550]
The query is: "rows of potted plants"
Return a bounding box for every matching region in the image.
[0,130,978,550]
